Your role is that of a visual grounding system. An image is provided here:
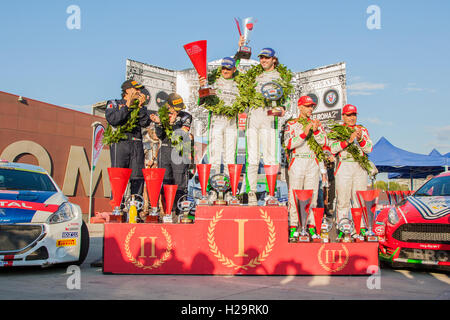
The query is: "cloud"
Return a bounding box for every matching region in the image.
[404,85,437,94]
[347,82,387,96]
[433,125,450,142]
[360,117,393,126]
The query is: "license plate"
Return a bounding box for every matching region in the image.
[402,248,449,262]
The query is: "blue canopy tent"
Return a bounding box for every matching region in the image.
[369,137,449,187]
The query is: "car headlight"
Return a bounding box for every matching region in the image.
[47,202,76,224]
[388,207,400,225]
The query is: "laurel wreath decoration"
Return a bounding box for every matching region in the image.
[157,103,183,152]
[317,244,349,273]
[103,100,141,146]
[200,67,244,119]
[239,64,294,112]
[124,226,173,270]
[296,117,326,162]
[327,122,373,175]
[207,209,276,271]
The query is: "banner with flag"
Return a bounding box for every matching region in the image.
[92,123,105,171]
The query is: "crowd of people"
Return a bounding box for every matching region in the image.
[103,39,376,240]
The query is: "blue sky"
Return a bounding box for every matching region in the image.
[1,0,449,155]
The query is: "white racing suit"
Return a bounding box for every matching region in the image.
[330,125,373,227]
[284,118,327,228]
[246,69,282,193]
[206,76,238,176]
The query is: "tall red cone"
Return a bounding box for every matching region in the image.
[356,190,380,232]
[142,168,165,209]
[293,189,314,229]
[228,164,243,196]
[264,164,279,196]
[183,40,208,80]
[107,168,132,210]
[351,208,363,235]
[163,185,178,215]
[197,164,211,197]
[312,208,324,234]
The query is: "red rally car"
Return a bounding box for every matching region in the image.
[376,172,450,270]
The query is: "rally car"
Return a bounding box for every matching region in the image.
[375,172,450,270]
[0,160,89,267]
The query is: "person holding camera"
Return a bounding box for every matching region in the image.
[105,79,151,197]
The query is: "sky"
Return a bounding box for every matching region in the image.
[1,0,449,155]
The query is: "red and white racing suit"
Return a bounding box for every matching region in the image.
[284,118,327,227]
[330,125,373,225]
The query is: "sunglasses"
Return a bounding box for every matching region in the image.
[343,113,357,117]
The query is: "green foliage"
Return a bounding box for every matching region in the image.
[102,100,140,146]
[239,64,294,112]
[328,122,373,175]
[158,104,183,153]
[296,117,325,162]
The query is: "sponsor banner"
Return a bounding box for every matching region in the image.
[311,109,342,122]
[104,206,378,275]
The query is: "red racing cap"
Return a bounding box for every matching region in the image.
[297,95,316,107]
[342,104,358,115]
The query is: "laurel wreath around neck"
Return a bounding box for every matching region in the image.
[200,67,244,119]
[157,103,183,152]
[240,64,294,111]
[327,122,373,175]
[103,100,140,146]
[296,117,325,162]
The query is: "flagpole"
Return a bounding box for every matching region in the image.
[89,121,102,224]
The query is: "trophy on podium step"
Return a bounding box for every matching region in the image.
[142,168,165,223]
[162,185,177,223]
[312,208,324,243]
[210,173,230,205]
[357,190,380,242]
[227,164,242,205]
[107,167,132,223]
[196,164,212,206]
[177,195,195,224]
[351,208,364,242]
[264,164,279,206]
[293,189,314,242]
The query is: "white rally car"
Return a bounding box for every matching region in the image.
[0,161,89,267]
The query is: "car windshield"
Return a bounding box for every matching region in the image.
[0,168,57,192]
[414,175,450,197]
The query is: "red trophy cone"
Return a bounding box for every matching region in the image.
[183,40,207,79]
[351,208,363,235]
[228,164,243,196]
[163,185,178,216]
[312,208,324,235]
[197,164,211,197]
[356,190,380,240]
[142,168,165,209]
[264,165,279,197]
[107,168,132,210]
[293,189,313,234]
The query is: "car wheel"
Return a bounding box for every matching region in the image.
[75,221,90,265]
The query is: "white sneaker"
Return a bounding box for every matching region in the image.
[248,192,258,206]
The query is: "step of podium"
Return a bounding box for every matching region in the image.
[103,206,379,275]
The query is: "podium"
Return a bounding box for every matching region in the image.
[103,206,378,275]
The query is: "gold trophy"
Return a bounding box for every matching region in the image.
[261,81,284,116]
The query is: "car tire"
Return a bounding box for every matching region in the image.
[75,221,90,266]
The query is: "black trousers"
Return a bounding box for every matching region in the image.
[110,140,145,196]
[158,145,189,213]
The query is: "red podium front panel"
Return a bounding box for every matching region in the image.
[103,206,378,275]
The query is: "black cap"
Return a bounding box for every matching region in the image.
[167,93,185,110]
[121,79,143,91]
